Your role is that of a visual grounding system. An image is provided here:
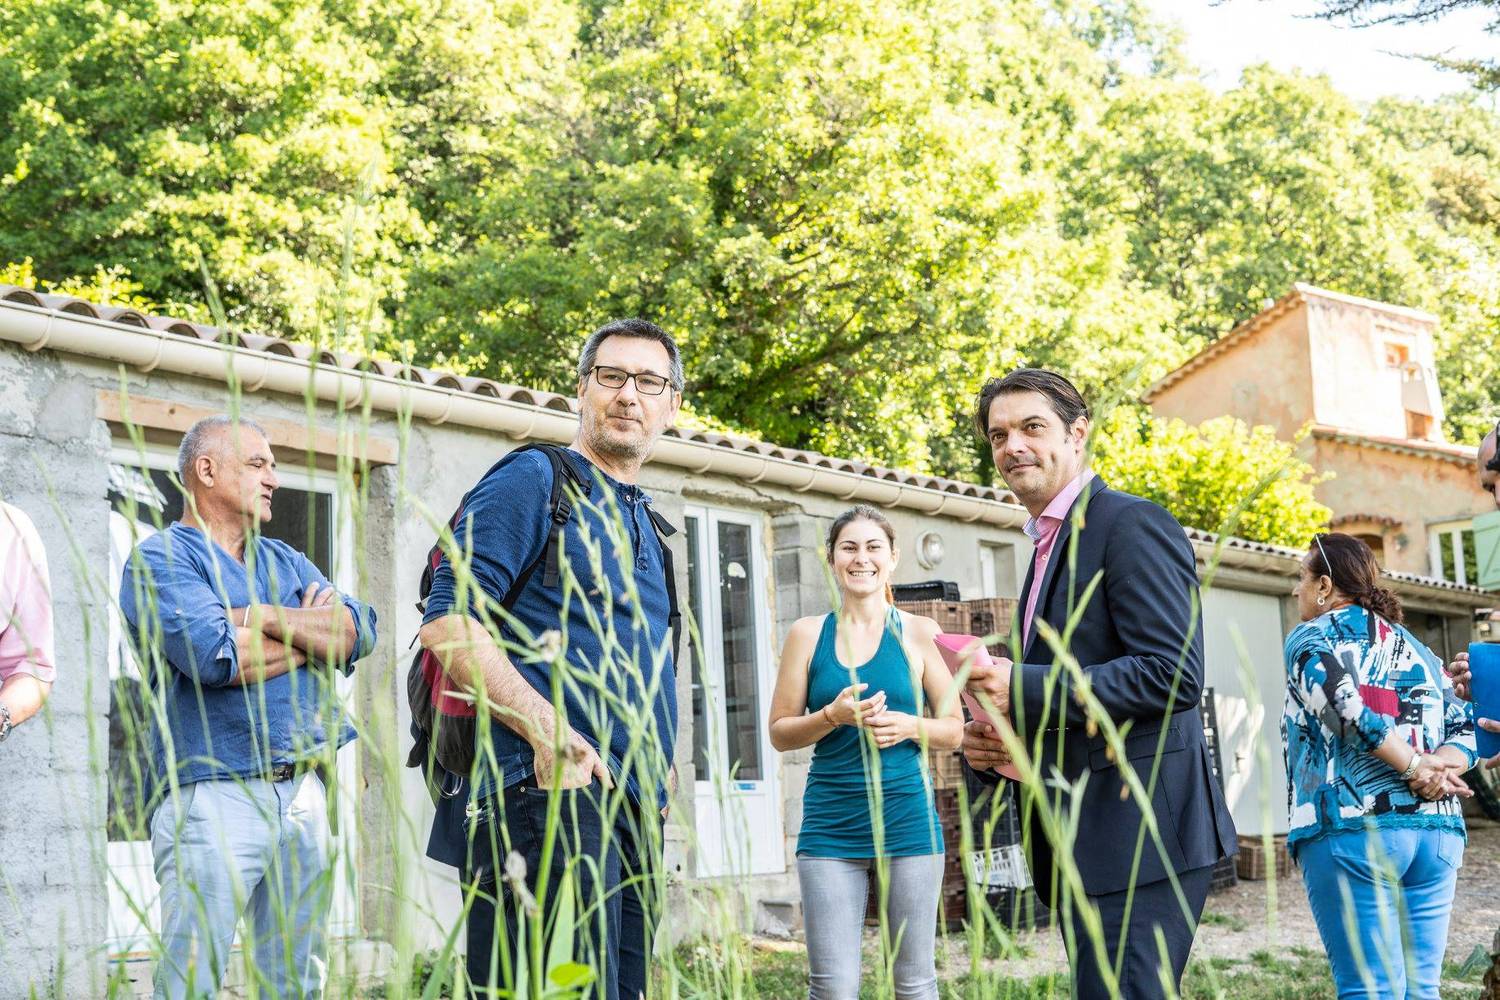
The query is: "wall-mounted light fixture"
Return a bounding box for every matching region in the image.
[915,530,945,570]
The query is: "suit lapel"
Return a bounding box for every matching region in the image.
[1021,478,1107,661]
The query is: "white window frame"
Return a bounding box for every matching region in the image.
[1429,518,1475,586]
[683,503,784,877]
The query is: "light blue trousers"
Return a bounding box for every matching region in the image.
[1299,827,1464,1000]
[150,773,333,1000]
[797,853,945,1000]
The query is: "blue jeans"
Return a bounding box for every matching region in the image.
[1299,827,1464,1000]
[150,773,332,999]
[462,780,658,1000]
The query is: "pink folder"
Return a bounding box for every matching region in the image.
[933,633,1020,781]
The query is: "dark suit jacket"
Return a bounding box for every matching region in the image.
[972,479,1237,906]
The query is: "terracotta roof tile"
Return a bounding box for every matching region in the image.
[0,285,1021,506]
[1181,526,1491,597]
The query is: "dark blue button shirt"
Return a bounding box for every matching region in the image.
[120,522,377,788]
[422,448,676,812]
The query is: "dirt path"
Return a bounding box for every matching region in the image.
[931,817,1500,981]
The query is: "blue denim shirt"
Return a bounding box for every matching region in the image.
[120,522,377,788]
[422,448,676,814]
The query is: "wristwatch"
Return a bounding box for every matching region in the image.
[0,703,12,743]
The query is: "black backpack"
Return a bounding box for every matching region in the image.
[404,443,681,792]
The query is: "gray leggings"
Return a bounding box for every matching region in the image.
[797,853,945,1000]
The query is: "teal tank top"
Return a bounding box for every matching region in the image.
[796,609,944,858]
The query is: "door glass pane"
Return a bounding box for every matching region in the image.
[717,521,762,781]
[685,516,712,778]
[1440,531,1458,582]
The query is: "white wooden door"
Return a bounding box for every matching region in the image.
[685,507,784,878]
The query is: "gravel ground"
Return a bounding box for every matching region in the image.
[938,816,1500,982]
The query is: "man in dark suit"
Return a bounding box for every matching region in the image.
[961,368,1237,1000]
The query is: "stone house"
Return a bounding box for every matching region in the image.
[0,288,1489,996]
[1146,283,1494,583]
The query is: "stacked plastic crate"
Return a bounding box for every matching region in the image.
[1199,686,1239,893]
[892,589,1048,931]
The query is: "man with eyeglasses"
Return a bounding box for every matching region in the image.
[419,318,683,1000]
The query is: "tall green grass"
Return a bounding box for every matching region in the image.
[7,294,1359,1000]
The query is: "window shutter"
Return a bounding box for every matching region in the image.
[1475,510,1500,590]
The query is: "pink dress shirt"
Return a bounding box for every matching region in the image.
[1019,471,1094,649]
[0,502,56,684]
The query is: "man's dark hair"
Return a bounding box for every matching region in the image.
[1484,419,1500,474]
[578,318,684,391]
[972,368,1090,439]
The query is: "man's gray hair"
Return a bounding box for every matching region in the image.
[177,415,269,483]
[577,318,684,391]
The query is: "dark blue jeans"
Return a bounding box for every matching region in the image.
[461,779,657,1000]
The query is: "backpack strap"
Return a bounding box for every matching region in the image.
[645,504,683,664]
[493,444,591,613]
[415,443,592,618]
[536,445,591,592]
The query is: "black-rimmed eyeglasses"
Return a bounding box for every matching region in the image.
[589,365,675,396]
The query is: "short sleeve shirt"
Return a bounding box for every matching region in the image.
[0,503,56,685]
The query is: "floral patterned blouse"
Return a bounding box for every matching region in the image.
[1282,604,1475,856]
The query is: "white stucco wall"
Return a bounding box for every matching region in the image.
[1200,584,1292,837]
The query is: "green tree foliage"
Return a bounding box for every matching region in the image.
[1315,0,1500,89]
[0,0,554,341]
[1069,68,1435,350]
[398,0,1187,474]
[1091,410,1332,547]
[0,257,157,311]
[1,0,1498,537]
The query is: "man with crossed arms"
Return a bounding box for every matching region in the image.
[121,416,377,999]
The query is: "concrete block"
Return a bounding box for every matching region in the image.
[754,898,801,938]
[771,515,816,550]
[773,549,801,588]
[331,938,398,994]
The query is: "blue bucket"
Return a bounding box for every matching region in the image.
[1468,642,1500,760]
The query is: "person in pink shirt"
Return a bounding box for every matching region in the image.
[0,501,56,742]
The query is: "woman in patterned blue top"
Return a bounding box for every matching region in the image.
[769,505,963,1000]
[1283,533,1475,1000]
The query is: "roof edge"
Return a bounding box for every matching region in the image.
[1145,284,1439,404]
[1311,424,1478,468]
[1144,287,1306,402]
[0,299,1035,527]
[2,295,1487,604]
[1292,283,1440,326]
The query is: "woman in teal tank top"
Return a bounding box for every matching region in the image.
[769,506,963,1000]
